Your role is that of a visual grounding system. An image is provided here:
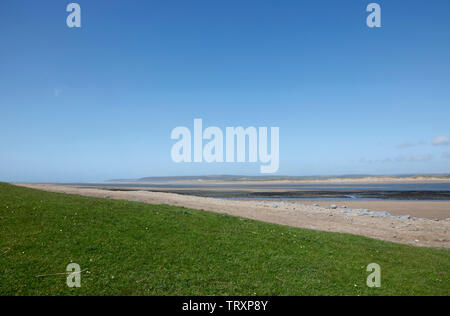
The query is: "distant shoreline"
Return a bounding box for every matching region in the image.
[106,175,450,186]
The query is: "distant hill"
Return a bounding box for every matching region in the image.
[109,174,450,183]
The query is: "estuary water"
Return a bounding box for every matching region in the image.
[59,182,450,201]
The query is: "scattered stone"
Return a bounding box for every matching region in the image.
[392,234,398,238]
[374,211,391,218]
[330,205,338,209]
[313,204,319,207]
[439,238,447,242]
[358,210,393,218]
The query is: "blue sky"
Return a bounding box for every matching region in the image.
[1,0,450,182]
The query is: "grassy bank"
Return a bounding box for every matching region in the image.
[0,183,448,296]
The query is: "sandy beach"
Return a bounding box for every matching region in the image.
[17,183,450,249]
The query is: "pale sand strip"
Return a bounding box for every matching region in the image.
[121,176,450,185]
[16,184,449,249]
[127,177,450,186]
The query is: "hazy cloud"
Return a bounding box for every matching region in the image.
[361,154,433,164]
[53,88,62,97]
[432,136,450,146]
[396,140,427,149]
[396,142,415,149]
[359,157,392,164]
[443,152,450,160]
[396,154,433,162]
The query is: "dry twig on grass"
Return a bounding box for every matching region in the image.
[35,269,88,278]
[2,248,11,255]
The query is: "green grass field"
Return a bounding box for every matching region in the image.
[0,183,448,296]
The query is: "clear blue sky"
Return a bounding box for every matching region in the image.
[1,0,449,182]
